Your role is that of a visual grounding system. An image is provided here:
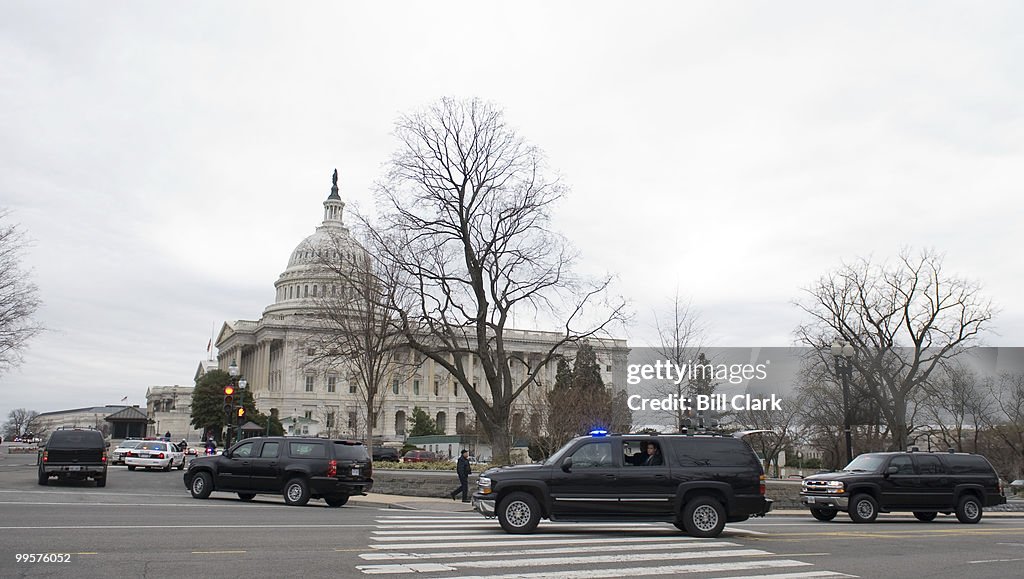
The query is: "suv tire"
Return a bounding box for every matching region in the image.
[127,465,136,471]
[913,511,937,522]
[955,495,982,524]
[811,508,838,521]
[283,478,311,506]
[238,493,256,502]
[37,469,48,486]
[95,477,106,488]
[325,495,349,508]
[190,472,213,499]
[681,496,726,538]
[848,494,878,523]
[498,491,541,534]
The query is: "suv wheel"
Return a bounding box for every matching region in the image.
[37,468,48,486]
[913,511,937,522]
[955,495,982,524]
[811,508,838,522]
[95,477,106,488]
[848,494,878,523]
[283,478,310,506]
[238,493,256,502]
[681,496,726,538]
[190,472,213,499]
[127,465,136,471]
[497,491,541,534]
[325,495,349,508]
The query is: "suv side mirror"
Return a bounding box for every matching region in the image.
[886,466,898,475]
[224,449,233,459]
[561,457,573,473]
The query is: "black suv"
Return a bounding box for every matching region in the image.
[38,428,108,487]
[800,450,1006,523]
[372,447,400,462]
[183,437,373,507]
[472,432,772,537]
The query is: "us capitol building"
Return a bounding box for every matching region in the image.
[211,172,629,445]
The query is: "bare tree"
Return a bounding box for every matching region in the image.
[310,245,416,458]
[795,249,995,451]
[651,292,711,431]
[2,408,39,439]
[733,397,803,477]
[919,362,995,452]
[356,98,626,463]
[981,372,1024,479]
[0,210,43,376]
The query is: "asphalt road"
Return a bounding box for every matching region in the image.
[1,450,1023,578]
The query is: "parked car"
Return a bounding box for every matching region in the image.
[402,450,439,463]
[38,427,108,487]
[800,450,1006,523]
[111,440,143,465]
[473,431,771,537]
[125,440,185,471]
[183,436,373,507]
[372,447,400,462]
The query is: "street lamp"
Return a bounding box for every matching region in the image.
[226,360,246,446]
[831,340,855,465]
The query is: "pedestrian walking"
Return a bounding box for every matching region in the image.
[449,449,472,502]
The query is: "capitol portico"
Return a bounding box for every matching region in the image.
[214,172,629,444]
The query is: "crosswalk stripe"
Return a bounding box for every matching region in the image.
[374,522,659,528]
[360,558,812,577]
[357,548,771,573]
[713,571,857,579]
[369,535,701,549]
[359,540,741,560]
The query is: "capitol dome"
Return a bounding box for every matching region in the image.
[263,169,368,318]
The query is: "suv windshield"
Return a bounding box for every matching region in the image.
[842,454,886,472]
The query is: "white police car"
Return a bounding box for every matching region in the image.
[124,440,185,471]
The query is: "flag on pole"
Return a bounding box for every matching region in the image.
[120,396,128,402]
[207,339,212,353]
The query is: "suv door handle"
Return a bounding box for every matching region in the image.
[654,474,667,480]
[603,474,616,479]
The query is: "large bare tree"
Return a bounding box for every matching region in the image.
[358,98,626,462]
[0,210,43,376]
[796,249,994,451]
[2,408,39,439]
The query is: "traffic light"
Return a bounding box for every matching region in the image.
[223,385,235,415]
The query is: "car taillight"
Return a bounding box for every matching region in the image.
[157,453,165,460]
[759,474,766,495]
[102,452,107,462]
[327,459,337,477]
[42,451,48,463]
[126,451,133,457]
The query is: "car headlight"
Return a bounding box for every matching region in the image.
[478,476,492,494]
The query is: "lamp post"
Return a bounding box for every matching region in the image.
[831,340,855,465]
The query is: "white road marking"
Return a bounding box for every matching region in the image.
[712,572,857,579]
[968,557,1024,564]
[359,540,741,560]
[369,535,701,549]
[0,523,378,530]
[360,558,812,576]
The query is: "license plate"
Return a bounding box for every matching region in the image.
[68,466,81,471]
[805,497,815,504]
[351,468,360,476]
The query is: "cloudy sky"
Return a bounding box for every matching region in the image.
[1,1,1022,419]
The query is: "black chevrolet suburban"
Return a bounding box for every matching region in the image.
[38,428,108,487]
[473,431,772,537]
[800,450,1006,523]
[184,436,373,507]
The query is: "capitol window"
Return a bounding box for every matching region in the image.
[305,376,314,392]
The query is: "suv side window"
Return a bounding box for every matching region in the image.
[914,455,944,475]
[260,441,280,458]
[289,442,326,458]
[943,454,992,475]
[234,441,256,458]
[889,455,914,474]
[568,442,613,468]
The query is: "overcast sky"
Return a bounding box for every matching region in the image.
[1,2,1022,420]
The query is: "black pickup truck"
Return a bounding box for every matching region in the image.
[38,428,108,487]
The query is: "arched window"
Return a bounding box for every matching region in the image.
[395,411,406,436]
[436,411,447,434]
[304,285,309,297]
[312,285,318,297]
[456,412,467,433]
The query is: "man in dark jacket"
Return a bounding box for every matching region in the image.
[449,449,472,502]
